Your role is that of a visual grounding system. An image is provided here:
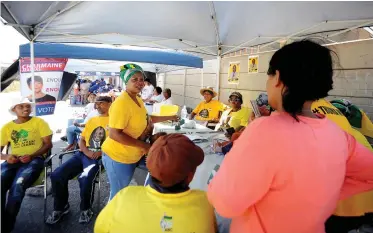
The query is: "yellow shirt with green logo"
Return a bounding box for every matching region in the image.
[101,92,147,163]
[311,99,353,134]
[81,116,109,150]
[312,99,373,216]
[193,100,224,121]
[334,128,373,217]
[1,117,52,157]
[94,186,217,233]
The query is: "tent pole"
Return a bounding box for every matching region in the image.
[2,3,31,40]
[221,37,259,56]
[3,22,32,28]
[179,40,217,56]
[216,56,221,100]
[328,19,373,38]
[34,11,59,40]
[30,40,36,115]
[260,21,328,50]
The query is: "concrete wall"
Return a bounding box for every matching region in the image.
[219,39,373,119]
[159,39,373,120]
[157,60,218,108]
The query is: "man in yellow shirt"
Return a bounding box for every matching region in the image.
[190,87,224,123]
[46,96,112,225]
[95,134,217,233]
[1,98,53,233]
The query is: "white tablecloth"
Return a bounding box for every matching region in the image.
[153,122,228,191]
[153,122,213,134]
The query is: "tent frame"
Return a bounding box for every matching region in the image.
[2,1,373,108]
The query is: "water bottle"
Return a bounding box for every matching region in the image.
[181,105,188,119]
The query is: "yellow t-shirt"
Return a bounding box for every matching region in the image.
[193,100,224,121]
[81,116,109,151]
[312,99,373,216]
[1,117,52,157]
[216,107,251,131]
[94,186,217,233]
[101,92,147,163]
[311,99,353,134]
[334,128,373,217]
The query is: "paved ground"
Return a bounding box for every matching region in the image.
[13,139,148,233]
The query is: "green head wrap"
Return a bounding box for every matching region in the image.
[120,63,144,85]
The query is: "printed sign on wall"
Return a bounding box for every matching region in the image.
[20,58,68,116]
[228,62,240,84]
[248,55,259,74]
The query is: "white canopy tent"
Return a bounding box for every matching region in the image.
[1,1,373,59]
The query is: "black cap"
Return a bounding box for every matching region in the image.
[229,92,243,103]
[95,96,112,103]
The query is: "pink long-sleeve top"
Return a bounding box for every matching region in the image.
[208,112,373,233]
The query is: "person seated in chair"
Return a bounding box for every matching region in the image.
[190,87,224,126]
[95,134,217,233]
[1,98,53,233]
[46,96,112,225]
[215,92,250,137]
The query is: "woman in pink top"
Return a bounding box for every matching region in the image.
[207,40,373,233]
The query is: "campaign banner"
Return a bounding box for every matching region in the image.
[228,62,240,84]
[20,58,68,116]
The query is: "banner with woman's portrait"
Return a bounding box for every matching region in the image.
[20,58,68,116]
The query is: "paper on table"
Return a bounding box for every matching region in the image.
[185,134,208,143]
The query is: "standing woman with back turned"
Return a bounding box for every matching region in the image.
[101,64,177,200]
[208,40,373,233]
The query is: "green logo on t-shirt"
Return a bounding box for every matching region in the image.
[160,213,173,232]
[11,129,29,144]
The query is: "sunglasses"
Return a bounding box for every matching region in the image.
[229,98,240,103]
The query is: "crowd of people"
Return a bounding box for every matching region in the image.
[71,77,121,105]
[1,40,373,233]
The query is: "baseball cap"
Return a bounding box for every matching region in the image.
[147,134,204,187]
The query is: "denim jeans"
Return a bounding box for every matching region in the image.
[50,151,100,211]
[66,125,83,145]
[215,211,232,233]
[1,157,44,233]
[67,118,84,128]
[102,153,148,200]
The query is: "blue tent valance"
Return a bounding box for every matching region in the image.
[19,43,203,68]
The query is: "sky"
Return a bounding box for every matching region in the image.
[0,22,28,65]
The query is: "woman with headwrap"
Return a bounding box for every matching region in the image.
[101,64,178,200]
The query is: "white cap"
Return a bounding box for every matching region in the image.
[9,97,34,115]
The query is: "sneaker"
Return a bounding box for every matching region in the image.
[79,209,93,224]
[60,136,67,142]
[45,204,70,225]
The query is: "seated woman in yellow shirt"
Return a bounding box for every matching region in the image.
[190,87,224,123]
[215,92,250,136]
[95,134,217,233]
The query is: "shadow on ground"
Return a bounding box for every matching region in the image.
[12,139,147,233]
